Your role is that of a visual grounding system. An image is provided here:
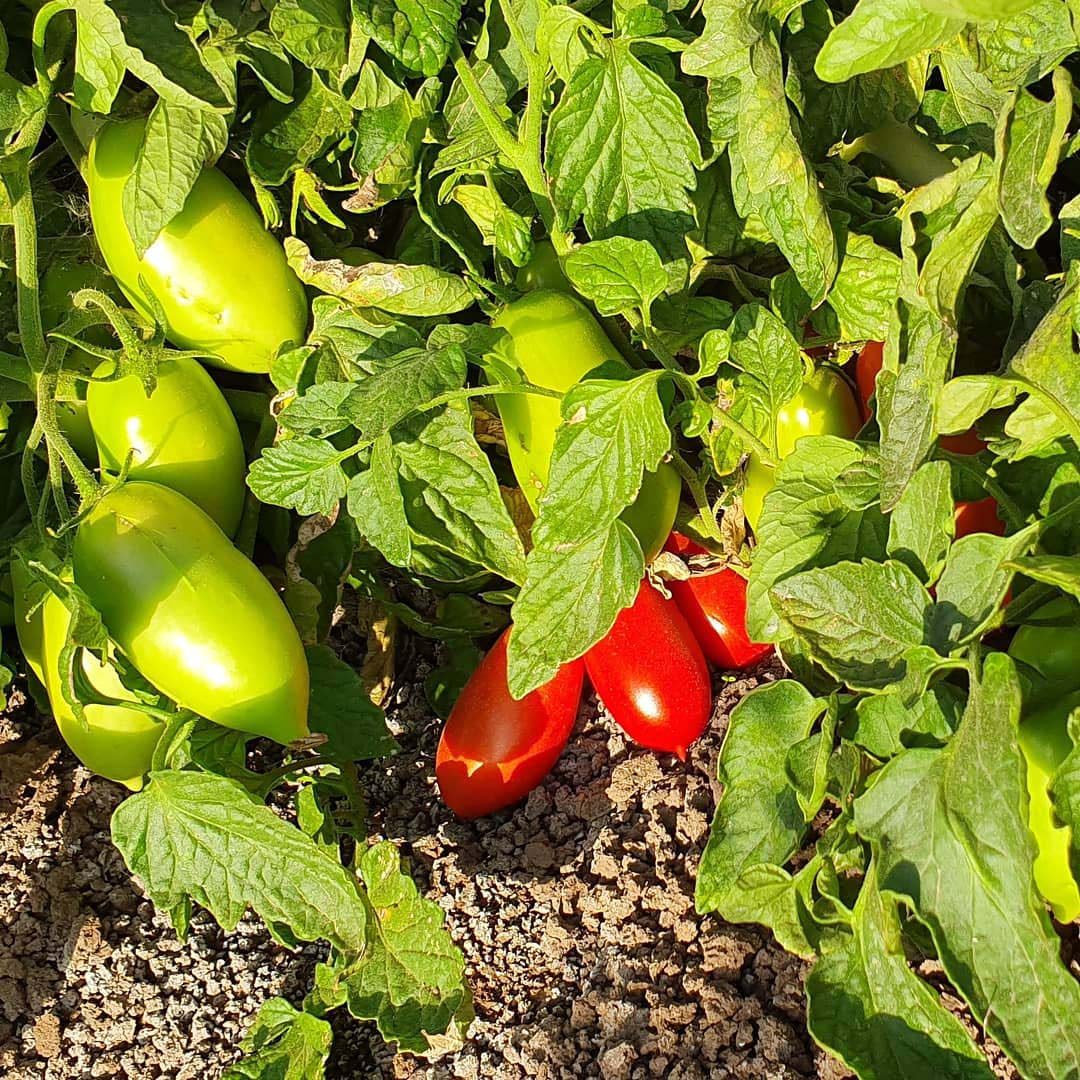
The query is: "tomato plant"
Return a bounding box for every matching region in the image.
[494,288,679,560]
[72,482,309,744]
[436,628,584,817]
[663,532,773,670]
[87,356,247,536]
[954,497,1005,538]
[743,366,861,529]
[584,580,711,758]
[11,559,162,790]
[87,118,309,374]
[514,240,569,293]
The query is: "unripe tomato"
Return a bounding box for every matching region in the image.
[87,356,246,536]
[514,240,569,293]
[1018,690,1080,923]
[493,289,679,560]
[40,258,119,461]
[585,579,712,758]
[11,560,161,790]
[73,482,309,744]
[954,497,1005,538]
[86,118,308,373]
[436,628,584,818]
[743,367,861,530]
[1009,597,1080,708]
[663,532,773,670]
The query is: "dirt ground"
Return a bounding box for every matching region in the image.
[0,650,1015,1079]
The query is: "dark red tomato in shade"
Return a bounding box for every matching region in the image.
[939,429,987,455]
[663,532,774,670]
[584,580,712,759]
[954,496,1005,538]
[436,629,585,818]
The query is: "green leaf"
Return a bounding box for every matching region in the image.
[350,408,528,585]
[696,680,823,912]
[74,0,232,111]
[306,646,398,761]
[507,373,672,696]
[995,70,1073,250]
[930,524,1039,649]
[806,865,994,1080]
[855,653,1080,1079]
[269,0,351,71]
[747,437,886,642]
[248,71,354,186]
[354,0,464,76]
[124,99,228,258]
[223,998,333,1080]
[887,459,954,584]
[1004,554,1080,601]
[771,559,932,690]
[247,437,349,516]
[111,771,368,952]
[286,239,475,316]
[1049,708,1080,885]
[737,34,837,304]
[921,0,1041,22]
[344,842,471,1053]
[546,39,700,262]
[729,304,803,430]
[563,237,667,317]
[717,860,820,960]
[851,684,962,759]
[828,232,902,342]
[815,0,964,82]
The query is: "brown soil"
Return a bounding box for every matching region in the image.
[0,654,1017,1079]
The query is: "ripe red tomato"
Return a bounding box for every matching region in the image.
[663,533,773,670]
[954,496,1005,538]
[585,580,712,758]
[436,629,584,818]
[855,340,883,421]
[939,429,986,455]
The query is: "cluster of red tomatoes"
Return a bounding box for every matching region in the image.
[435,530,772,818]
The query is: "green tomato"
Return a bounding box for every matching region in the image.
[493,290,680,559]
[40,258,118,461]
[11,559,161,790]
[743,366,862,530]
[87,356,246,536]
[1009,596,1080,709]
[514,241,569,293]
[73,482,309,744]
[1019,690,1080,923]
[86,118,308,374]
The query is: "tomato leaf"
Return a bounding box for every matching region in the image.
[306,645,398,761]
[223,997,333,1080]
[806,865,995,1080]
[855,653,1080,1078]
[111,771,369,952]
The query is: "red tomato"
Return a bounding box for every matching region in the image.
[663,532,773,670]
[855,340,883,421]
[436,629,584,818]
[585,580,712,759]
[955,497,1005,538]
[939,429,986,455]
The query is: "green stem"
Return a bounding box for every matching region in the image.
[710,403,776,466]
[46,98,87,178]
[235,410,277,561]
[669,451,721,540]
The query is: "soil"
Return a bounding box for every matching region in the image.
[0,651,1018,1079]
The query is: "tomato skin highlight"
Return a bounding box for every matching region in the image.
[585,580,712,758]
[86,118,308,374]
[743,367,862,530]
[1018,690,1080,923]
[72,482,309,744]
[436,629,584,817]
[663,532,773,670]
[11,560,161,790]
[493,289,679,560]
[87,355,246,536]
